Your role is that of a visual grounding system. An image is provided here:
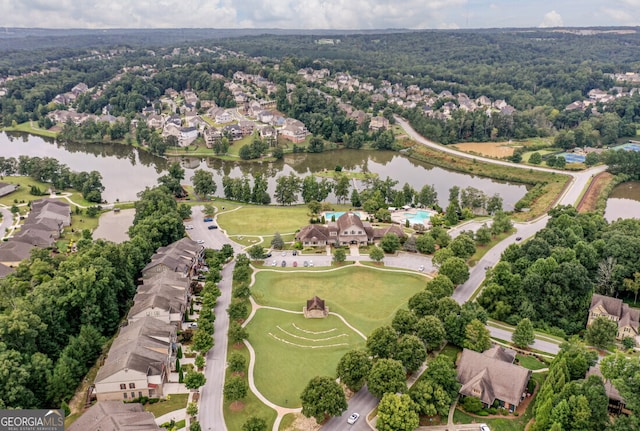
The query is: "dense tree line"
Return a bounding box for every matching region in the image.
[0,185,185,408]
[0,155,104,203]
[478,206,640,336]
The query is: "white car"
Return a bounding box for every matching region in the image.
[347,413,360,425]
[272,260,277,266]
[196,240,205,244]
[185,225,194,230]
[418,265,424,272]
[281,251,287,256]
[480,424,490,431]
[309,260,314,267]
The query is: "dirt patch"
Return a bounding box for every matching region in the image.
[229,401,245,411]
[577,172,614,213]
[283,413,321,431]
[452,142,516,158]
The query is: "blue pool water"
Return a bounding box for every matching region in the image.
[404,210,432,225]
[559,152,586,163]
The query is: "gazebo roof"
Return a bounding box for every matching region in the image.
[306,296,326,311]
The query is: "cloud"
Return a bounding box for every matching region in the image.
[602,8,635,24]
[538,10,563,28]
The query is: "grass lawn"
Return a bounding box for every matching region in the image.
[251,266,425,335]
[2,121,58,138]
[467,229,513,268]
[515,354,548,370]
[217,205,310,236]
[144,393,189,418]
[0,176,54,206]
[247,309,366,407]
[278,413,296,431]
[224,343,277,431]
[438,343,462,363]
[453,409,529,431]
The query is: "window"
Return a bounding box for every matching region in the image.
[131,392,135,399]
[344,231,348,235]
[351,230,355,234]
[129,383,136,389]
[123,392,128,399]
[139,391,143,398]
[120,384,126,390]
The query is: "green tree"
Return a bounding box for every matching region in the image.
[422,355,460,399]
[270,232,284,250]
[449,234,476,259]
[300,376,347,423]
[192,329,214,354]
[336,349,372,392]
[367,326,399,359]
[242,417,268,431]
[392,309,418,335]
[247,244,266,260]
[585,316,618,350]
[229,352,247,374]
[380,233,401,253]
[333,248,346,263]
[432,248,454,267]
[417,184,438,208]
[529,152,542,164]
[369,245,385,262]
[416,316,447,352]
[438,257,470,285]
[464,319,491,352]
[224,376,248,404]
[184,370,207,391]
[475,224,492,245]
[396,334,427,373]
[376,393,419,431]
[186,401,198,418]
[368,358,407,398]
[415,234,436,254]
[191,169,216,198]
[512,318,535,349]
[194,355,205,370]
[229,321,249,345]
[410,379,452,417]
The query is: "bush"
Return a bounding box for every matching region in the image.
[462,396,483,414]
[477,410,489,416]
[488,407,497,415]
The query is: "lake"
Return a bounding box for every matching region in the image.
[0,132,527,208]
[605,181,640,223]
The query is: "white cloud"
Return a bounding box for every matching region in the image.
[602,8,635,24]
[538,10,563,28]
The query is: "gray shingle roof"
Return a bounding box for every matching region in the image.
[68,401,160,431]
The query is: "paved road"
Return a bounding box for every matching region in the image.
[198,260,235,431]
[0,206,14,239]
[321,386,378,431]
[189,206,245,254]
[320,118,605,431]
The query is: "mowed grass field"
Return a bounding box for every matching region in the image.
[217,204,354,236]
[251,266,426,335]
[247,309,366,407]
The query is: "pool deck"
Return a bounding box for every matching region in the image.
[390,208,437,227]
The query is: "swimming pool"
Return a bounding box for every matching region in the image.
[404,209,432,225]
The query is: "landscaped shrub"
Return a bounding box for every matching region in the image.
[488,407,497,415]
[462,396,483,414]
[477,410,489,416]
[527,379,536,394]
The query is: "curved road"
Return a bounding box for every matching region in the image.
[321,118,607,431]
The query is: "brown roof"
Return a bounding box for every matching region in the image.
[306,296,326,311]
[457,348,531,407]
[0,240,34,263]
[590,294,623,317]
[336,212,365,232]
[482,345,517,364]
[0,263,14,278]
[373,225,406,240]
[68,401,160,431]
[296,225,330,242]
[585,366,624,402]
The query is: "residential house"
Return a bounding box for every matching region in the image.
[146,114,164,129]
[204,127,222,147]
[585,366,631,415]
[369,116,390,132]
[178,127,198,147]
[257,110,274,124]
[0,241,34,267]
[588,293,640,344]
[68,401,161,431]
[165,114,182,127]
[71,82,89,95]
[94,317,177,401]
[223,124,243,141]
[11,228,56,248]
[0,182,18,198]
[280,118,308,143]
[210,108,233,124]
[259,126,277,143]
[30,199,71,226]
[141,237,204,279]
[457,346,532,412]
[238,120,255,136]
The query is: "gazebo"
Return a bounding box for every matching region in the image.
[303,296,329,318]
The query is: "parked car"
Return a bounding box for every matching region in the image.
[266,252,272,258]
[281,251,286,257]
[480,424,491,431]
[203,217,213,222]
[515,236,522,241]
[347,413,360,425]
[196,240,205,244]
[293,261,298,267]
[207,225,218,230]
[188,322,198,328]
[303,261,309,267]
[185,225,194,230]
[272,260,277,266]
[418,265,424,272]
[292,250,297,256]
[309,260,314,267]
[281,260,286,267]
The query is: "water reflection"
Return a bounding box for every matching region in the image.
[605,181,640,222]
[0,132,527,207]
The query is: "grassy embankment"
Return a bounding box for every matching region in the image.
[400,138,571,222]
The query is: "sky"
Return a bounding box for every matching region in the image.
[1,0,640,30]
